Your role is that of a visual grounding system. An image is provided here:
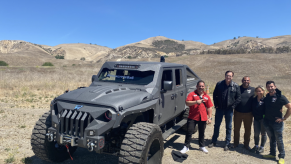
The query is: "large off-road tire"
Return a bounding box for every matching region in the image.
[182,108,198,133]
[119,122,164,164]
[31,112,77,162]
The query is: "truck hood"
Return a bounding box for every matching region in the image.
[56,86,152,110]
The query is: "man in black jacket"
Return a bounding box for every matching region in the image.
[208,71,241,151]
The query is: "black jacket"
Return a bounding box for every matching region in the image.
[213,80,241,110]
[251,96,265,120]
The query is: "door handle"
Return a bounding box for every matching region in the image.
[171,94,175,100]
[180,91,183,96]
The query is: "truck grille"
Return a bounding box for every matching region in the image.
[59,109,93,137]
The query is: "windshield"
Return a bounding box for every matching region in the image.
[98,68,155,85]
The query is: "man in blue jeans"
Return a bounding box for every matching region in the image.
[208,71,241,151]
[263,81,291,164]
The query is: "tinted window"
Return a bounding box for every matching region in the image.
[161,70,172,89]
[175,69,183,86]
[98,68,155,85]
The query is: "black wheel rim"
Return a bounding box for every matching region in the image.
[147,138,161,164]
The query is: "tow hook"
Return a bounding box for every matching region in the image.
[46,133,54,142]
[87,142,95,152]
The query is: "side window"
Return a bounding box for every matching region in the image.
[175,69,183,86]
[161,70,172,90]
[186,67,198,82]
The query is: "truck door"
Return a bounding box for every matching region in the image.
[174,68,186,116]
[159,69,176,124]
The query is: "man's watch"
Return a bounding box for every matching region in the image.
[208,117,212,120]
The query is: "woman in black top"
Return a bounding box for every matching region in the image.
[251,85,267,153]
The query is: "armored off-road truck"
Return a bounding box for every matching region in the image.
[31,60,200,164]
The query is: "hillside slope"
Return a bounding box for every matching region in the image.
[0,40,112,65]
[40,43,112,61]
[1,35,290,64]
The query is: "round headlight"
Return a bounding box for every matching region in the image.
[105,111,112,120]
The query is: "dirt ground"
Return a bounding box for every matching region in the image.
[1,53,291,163]
[1,102,291,164]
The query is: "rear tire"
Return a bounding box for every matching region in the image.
[119,122,164,164]
[31,112,77,162]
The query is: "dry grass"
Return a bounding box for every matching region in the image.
[0,53,291,163]
[0,65,100,109]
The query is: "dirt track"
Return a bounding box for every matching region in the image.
[1,102,291,164]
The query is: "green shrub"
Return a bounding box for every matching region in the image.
[80,57,85,61]
[42,62,54,66]
[4,154,15,163]
[20,125,26,128]
[127,56,132,59]
[0,61,8,66]
[55,55,64,59]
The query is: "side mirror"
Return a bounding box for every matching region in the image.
[162,81,173,92]
[92,75,97,82]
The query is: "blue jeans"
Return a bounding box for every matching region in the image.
[263,119,285,158]
[211,108,233,145]
[253,119,267,147]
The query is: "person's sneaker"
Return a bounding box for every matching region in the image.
[263,154,276,159]
[199,147,208,154]
[278,158,285,164]
[251,146,258,153]
[208,142,216,148]
[180,146,189,154]
[224,145,229,151]
[257,147,264,153]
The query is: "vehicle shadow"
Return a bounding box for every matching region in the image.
[28,147,118,164]
[27,130,190,164]
[164,134,184,151]
[228,144,277,162]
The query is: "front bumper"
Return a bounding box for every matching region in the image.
[47,128,105,152]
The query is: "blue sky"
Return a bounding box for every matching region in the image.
[1,0,290,48]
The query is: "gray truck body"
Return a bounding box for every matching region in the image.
[46,61,200,154]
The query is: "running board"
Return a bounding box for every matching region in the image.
[162,119,187,140]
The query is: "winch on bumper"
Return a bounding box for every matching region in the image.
[46,103,116,152]
[46,130,105,152]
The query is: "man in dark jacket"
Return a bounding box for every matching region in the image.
[208,71,241,151]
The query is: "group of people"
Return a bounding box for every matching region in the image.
[180,71,291,164]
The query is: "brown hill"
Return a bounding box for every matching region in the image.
[99,36,208,62]
[1,35,291,65]
[100,35,291,62]
[211,35,291,51]
[40,43,112,61]
[0,40,112,66]
[0,40,56,66]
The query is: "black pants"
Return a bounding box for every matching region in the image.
[184,119,207,148]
